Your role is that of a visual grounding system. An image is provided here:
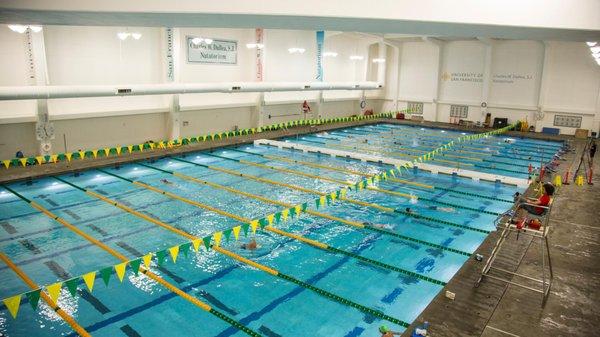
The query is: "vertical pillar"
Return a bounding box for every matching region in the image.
[253,28,265,128]
[27,28,53,155]
[423,37,445,122]
[165,27,181,140]
[536,41,551,132]
[479,37,493,125]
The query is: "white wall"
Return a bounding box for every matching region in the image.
[0,26,378,158]
[45,26,167,116]
[0,27,37,120]
[385,38,600,135]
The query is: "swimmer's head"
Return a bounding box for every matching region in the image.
[379,326,390,333]
[405,207,411,213]
[362,222,372,226]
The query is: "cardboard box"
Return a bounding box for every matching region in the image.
[575,129,589,139]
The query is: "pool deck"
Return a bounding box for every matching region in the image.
[401,138,600,337]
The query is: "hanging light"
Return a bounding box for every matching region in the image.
[372,58,386,63]
[590,46,600,54]
[203,38,213,44]
[349,55,364,60]
[117,32,130,40]
[28,25,42,33]
[8,24,27,33]
[246,43,264,49]
[131,32,142,40]
[586,42,597,47]
[323,51,338,57]
[288,47,305,54]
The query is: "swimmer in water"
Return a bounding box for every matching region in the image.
[364,222,392,229]
[428,205,456,213]
[363,139,369,144]
[240,239,258,250]
[405,207,413,214]
[160,179,173,185]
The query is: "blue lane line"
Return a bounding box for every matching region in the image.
[215,234,383,337]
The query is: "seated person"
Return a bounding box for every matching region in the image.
[518,183,554,216]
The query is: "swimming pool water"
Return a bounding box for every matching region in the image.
[0,123,561,337]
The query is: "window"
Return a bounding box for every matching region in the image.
[407,102,424,115]
[553,115,581,128]
[450,105,468,118]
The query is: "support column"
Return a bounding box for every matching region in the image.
[253,28,265,127]
[478,37,493,125]
[382,40,402,112]
[536,41,551,132]
[27,28,53,155]
[165,28,181,140]
[423,37,445,122]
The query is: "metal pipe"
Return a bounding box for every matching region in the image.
[0,81,382,101]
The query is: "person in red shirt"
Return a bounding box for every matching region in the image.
[518,183,555,216]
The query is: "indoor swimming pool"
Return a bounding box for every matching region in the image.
[0,124,563,337]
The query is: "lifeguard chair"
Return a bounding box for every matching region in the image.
[475,195,554,306]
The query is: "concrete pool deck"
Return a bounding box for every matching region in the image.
[402,138,600,337]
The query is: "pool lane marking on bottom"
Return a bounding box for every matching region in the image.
[5,181,262,337]
[230,150,502,215]
[169,158,480,252]
[99,166,448,285]
[187,156,491,234]
[208,152,499,216]
[162,158,471,256]
[0,252,91,336]
[236,150,513,203]
[61,172,413,329]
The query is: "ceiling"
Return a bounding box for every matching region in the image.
[1,1,599,42]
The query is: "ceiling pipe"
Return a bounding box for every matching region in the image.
[0,81,382,101]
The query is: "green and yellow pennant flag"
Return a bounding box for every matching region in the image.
[168,245,180,263]
[3,294,21,318]
[82,271,96,292]
[281,208,289,221]
[25,289,41,311]
[250,220,259,233]
[213,231,223,247]
[232,226,241,240]
[46,282,62,303]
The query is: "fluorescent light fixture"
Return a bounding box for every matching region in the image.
[288,47,305,54]
[131,32,142,40]
[323,51,338,57]
[203,38,213,44]
[8,24,27,33]
[246,43,264,49]
[593,53,600,59]
[596,58,600,66]
[372,58,386,63]
[117,32,130,40]
[29,25,42,33]
[587,42,597,47]
[349,55,364,60]
[191,37,203,44]
[590,46,600,54]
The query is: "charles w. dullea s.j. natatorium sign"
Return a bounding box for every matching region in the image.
[187,37,237,65]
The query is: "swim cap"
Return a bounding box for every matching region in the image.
[379,325,389,333]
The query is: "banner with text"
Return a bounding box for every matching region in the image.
[187,37,237,64]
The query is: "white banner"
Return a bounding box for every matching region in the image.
[187,37,237,64]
